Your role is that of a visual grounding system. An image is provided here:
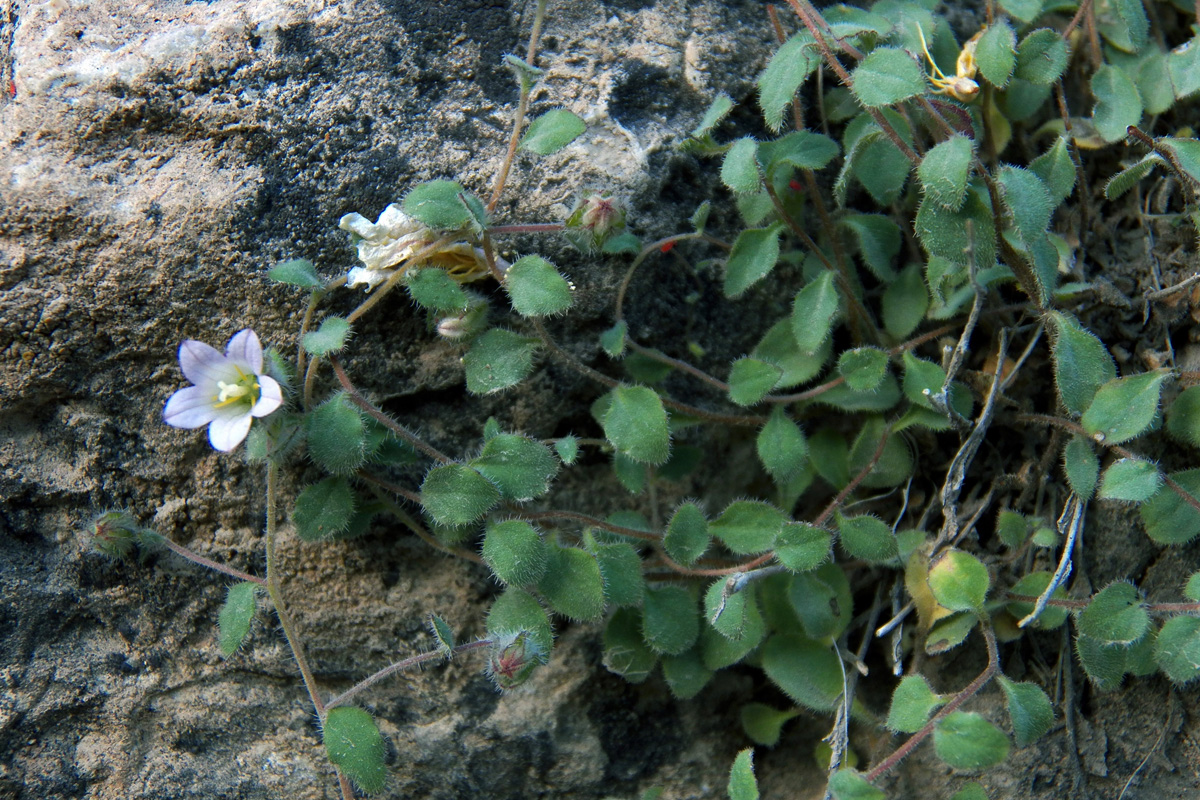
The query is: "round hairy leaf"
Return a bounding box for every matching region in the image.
[1098,458,1162,502]
[997,166,1053,245]
[928,549,991,612]
[918,135,974,211]
[757,130,839,175]
[710,500,785,555]
[741,702,800,747]
[728,748,759,800]
[887,674,945,733]
[505,255,573,316]
[1154,615,1200,684]
[218,582,258,657]
[721,137,762,194]
[1016,29,1069,84]
[728,357,783,406]
[482,520,548,586]
[1081,371,1168,444]
[420,464,500,527]
[837,347,889,392]
[602,385,671,465]
[661,648,713,700]
[996,510,1030,549]
[403,179,473,230]
[914,188,997,272]
[949,783,990,800]
[791,271,839,355]
[1075,633,1127,690]
[665,502,710,565]
[753,319,831,388]
[307,392,368,474]
[692,93,734,139]
[294,476,357,541]
[704,579,756,641]
[591,539,645,607]
[757,408,808,481]
[788,563,852,640]
[406,267,468,312]
[758,32,820,132]
[1047,312,1117,416]
[1078,582,1149,645]
[975,20,1016,88]
[603,607,657,683]
[851,47,925,107]
[841,214,900,280]
[538,544,605,622]
[470,434,558,501]
[1029,136,1076,206]
[836,512,899,564]
[725,224,783,298]
[268,258,323,288]
[827,770,884,800]
[599,320,628,358]
[1167,385,1200,447]
[463,329,540,394]
[882,263,930,339]
[642,585,700,655]
[849,417,913,488]
[1141,469,1200,544]
[1186,572,1200,601]
[518,108,585,155]
[775,522,831,572]
[1091,64,1142,143]
[302,316,351,356]
[323,707,387,794]
[1063,435,1099,498]
[997,676,1055,748]
[761,634,844,712]
[701,599,766,670]
[487,587,553,654]
[934,712,1011,770]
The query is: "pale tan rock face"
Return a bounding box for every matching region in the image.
[0,1,775,797]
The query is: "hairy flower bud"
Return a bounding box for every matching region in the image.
[486,631,547,690]
[90,511,139,558]
[565,192,627,251]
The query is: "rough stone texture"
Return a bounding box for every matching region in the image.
[4,1,1200,799]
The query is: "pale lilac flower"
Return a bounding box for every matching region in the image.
[163,329,283,452]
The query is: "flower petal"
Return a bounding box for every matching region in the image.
[225,329,263,373]
[164,385,219,429]
[251,376,283,417]
[179,339,232,387]
[208,413,253,452]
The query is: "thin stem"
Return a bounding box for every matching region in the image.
[814,424,892,526]
[329,355,455,464]
[865,620,999,782]
[263,461,326,718]
[518,509,661,542]
[157,537,266,585]
[326,640,492,710]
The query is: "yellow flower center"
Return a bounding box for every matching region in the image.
[214,367,261,409]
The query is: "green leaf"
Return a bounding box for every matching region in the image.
[887,674,945,733]
[1142,470,1200,544]
[519,108,585,155]
[840,214,900,280]
[323,707,386,794]
[728,748,759,800]
[470,434,558,501]
[665,502,710,565]
[463,329,539,394]
[842,112,914,205]
[505,255,573,317]
[788,563,852,640]
[302,316,351,356]
[406,268,469,312]
[1078,582,1149,645]
[1002,0,1045,24]
[848,416,913,488]
[851,47,925,107]
[600,320,628,358]
[1076,633,1127,690]
[404,180,474,230]
[1160,136,1200,184]
[722,137,762,194]
[306,392,369,473]
[1104,153,1162,200]
[775,522,831,572]
[740,703,800,747]
[1186,572,1200,601]
[1169,34,1200,100]
[757,407,808,481]
[482,520,548,586]
[1091,64,1142,143]
[997,676,1054,747]
[603,608,657,682]
[294,476,357,541]
[928,549,990,612]
[1154,615,1200,684]
[728,358,782,407]
[602,386,671,465]
[710,500,785,555]
[662,648,713,699]
[828,771,885,800]
[1098,458,1162,502]
[791,271,839,355]
[914,186,997,270]
[1006,572,1070,630]
[692,93,734,138]
[996,510,1029,549]
[950,783,990,800]
[753,319,831,388]
[705,579,756,641]
[882,263,929,339]
[725,224,783,298]
[758,131,840,178]
[918,135,974,212]
[554,435,579,465]
[761,634,844,712]
[837,347,889,392]
[1168,386,1200,447]
[926,611,979,655]
[836,512,898,564]
[538,544,605,621]
[268,258,323,288]
[590,538,644,607]
[487,587,553,654]
[758,33,820,132]
[218,581,258,657]
[1081,371,1168,444]
[702,595,767,669]
[1047,312,1117,416]
[1063,435,1100,499]
[427,613,455,656]
[1115,0,1150,52]
[1029,137,1076,207]
[976,20,1017,88]
[934,712,1011,770]
[420,464,500,527]
[997,166,1053,244]
[643,585,700,655]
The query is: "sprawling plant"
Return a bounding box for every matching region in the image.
[99,0,1200,795]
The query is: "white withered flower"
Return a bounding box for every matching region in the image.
[163,329,283,452]
[339,203,430,290]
